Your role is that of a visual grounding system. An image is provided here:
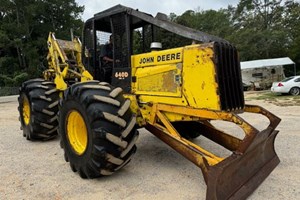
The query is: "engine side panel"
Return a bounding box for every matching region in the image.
[131,44,222,111]
[182,44,220,110]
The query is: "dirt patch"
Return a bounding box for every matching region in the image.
[1,96,300,199]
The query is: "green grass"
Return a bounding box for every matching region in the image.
[247,91,298,99]
[245,91,300,106]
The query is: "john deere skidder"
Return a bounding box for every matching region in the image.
[18,5,281,199]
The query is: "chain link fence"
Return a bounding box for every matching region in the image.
[0,87,19,96]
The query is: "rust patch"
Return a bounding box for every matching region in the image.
[162,71,177,93]
[201,81,205,90]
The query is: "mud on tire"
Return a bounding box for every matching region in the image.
[59,81,138,178]
[18,78,59,140]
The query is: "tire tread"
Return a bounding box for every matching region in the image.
[18,79,59,140]
[59,81,138,178]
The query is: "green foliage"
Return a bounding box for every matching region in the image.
[0,72,29,87]
[132,31,143,54]
[0,0,84,87]
[175,9,234,39]
[1,0,300,89]
[283,1,300,70]
[229,0,288,60]
[167,0,300,75]
[14,72,30,86]
[0,74,14,86]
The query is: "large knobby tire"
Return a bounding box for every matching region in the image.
[59,81,138,178]
[289,87,300,96]
[18,78,59,140]
[172,121,203,139]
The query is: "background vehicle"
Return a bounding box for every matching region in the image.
[271,75,300,95]
[17,5,281,200]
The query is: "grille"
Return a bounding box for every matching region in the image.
[214,42,244,111]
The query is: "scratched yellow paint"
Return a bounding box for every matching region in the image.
[130,43,221,122]
[182,44,220,110]
[133,64,182,97]
[46,33,93,91]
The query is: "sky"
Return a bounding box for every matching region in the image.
[76,0,239,21]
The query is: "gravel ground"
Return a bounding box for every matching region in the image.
[0,94,299,200]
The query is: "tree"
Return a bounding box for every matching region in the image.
[0,0,84,87]
[169,9,234,45]
[283,1,300,68]
[229,0,287,61]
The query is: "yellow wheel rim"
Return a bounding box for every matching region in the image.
[67,110,88,155]
[22,97,30,125]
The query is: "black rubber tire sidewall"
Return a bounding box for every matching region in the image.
[290,87,300,96]
[18,79,59,140]
[58,81,138,178]
[19,93,32,139]
[59,99,94,169]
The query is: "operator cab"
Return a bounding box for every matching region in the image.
[81,4,227,92]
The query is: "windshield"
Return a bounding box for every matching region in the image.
[282,77,294,82]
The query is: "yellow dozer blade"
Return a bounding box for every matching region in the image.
[145,103,280,200]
